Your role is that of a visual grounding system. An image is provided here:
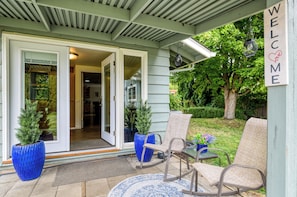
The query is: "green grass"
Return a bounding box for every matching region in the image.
[186,118,246,166]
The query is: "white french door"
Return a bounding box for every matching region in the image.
[101,54,116,145]
[9,40,70,153]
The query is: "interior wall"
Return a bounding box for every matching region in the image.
[74,65,101,129]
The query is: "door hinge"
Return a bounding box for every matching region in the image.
[113,130,116,136]
[113,61,115,66]
[113,96,116,101]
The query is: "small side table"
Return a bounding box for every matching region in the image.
[182,147,218,191]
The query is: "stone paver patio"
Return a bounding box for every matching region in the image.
[0,155,264,197]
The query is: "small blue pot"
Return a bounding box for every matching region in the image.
[196,144,208,153]
[12,141,45,181]
[134,133,155,162]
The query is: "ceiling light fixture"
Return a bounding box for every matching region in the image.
[69,52,78,60]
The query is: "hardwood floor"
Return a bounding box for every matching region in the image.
[70,126,112,151]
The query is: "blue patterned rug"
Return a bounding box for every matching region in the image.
[108,173,205,197]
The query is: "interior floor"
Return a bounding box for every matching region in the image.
[70,126,112,151]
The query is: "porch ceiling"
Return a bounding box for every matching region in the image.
[0,0,267,49]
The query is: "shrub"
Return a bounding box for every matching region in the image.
[184,107,247,120]
[184,107,224,118]
[16,99,43,145]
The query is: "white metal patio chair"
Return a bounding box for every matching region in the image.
[183,117,267,196]
[137,113,192,181]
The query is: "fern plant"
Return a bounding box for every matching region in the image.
[16,99,43,145]
[135,101,152,135]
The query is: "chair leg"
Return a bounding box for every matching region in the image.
[163,151,171,181]
[139,146,147,168]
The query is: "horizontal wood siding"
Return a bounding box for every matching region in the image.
[147,48,170,133]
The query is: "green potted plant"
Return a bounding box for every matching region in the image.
[192,133,216,153]
[12,99,46,181]
[124,103,137,142]
[134,101,155,162]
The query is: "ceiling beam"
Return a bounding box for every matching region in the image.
[31,0,51,31]
[159,34,190,48]
[18,0,196,40]
[111,0,153,40]
[133,14,195,36]
[0,17,159,48]
[0,17,47,32]
[160,0,267,48]
[34,0,130,22]
[195,0,267,35]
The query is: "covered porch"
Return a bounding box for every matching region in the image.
[1,0,297,196]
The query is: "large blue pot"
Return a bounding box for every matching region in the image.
[12,141,45,181]
[134,133,155,162]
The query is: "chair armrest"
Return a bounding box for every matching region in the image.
[196,147,231,164]
[168,137,186,152]
[219,163,266,187]
[144,132,162,144]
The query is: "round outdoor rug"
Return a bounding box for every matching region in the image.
[108,173,204,197]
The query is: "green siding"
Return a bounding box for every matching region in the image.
[0,34,2,164]
[147,49,170,133]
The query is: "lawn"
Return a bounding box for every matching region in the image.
[186,118,246,166]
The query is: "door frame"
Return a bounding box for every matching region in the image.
[119,48,148,149]
[4,37,70,154]
[101,54,116,145]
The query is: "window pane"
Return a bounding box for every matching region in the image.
[123,55,141,142]
[24,51,57,141]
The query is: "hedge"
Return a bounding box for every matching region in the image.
[183,107,247,120]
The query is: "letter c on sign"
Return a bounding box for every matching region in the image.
[271,40,279,49]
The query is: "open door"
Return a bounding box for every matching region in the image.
[101,54,116,145]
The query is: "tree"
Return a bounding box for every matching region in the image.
[172,14,265,119]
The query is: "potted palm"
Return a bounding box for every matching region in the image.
[12,99,46,181]
[134,101,155,162]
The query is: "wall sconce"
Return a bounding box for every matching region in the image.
[69,52,78,60]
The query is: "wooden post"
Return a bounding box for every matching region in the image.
[265,0,297,196]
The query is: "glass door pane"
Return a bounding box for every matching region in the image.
[124,55,141,142]
[24,51,57,141]
[101,54,115,145]
[104,65,111,133]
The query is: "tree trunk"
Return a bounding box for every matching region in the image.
[224,88,237,119]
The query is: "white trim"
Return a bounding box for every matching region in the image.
[2,35,10,160]
[182,38,216,58]
[119,48,148,149]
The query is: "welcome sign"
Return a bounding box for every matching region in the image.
[264,1,288,86]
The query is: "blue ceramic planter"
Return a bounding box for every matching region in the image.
[12,141,45,181]
[196,144,208,153]
[134,133,155,162]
